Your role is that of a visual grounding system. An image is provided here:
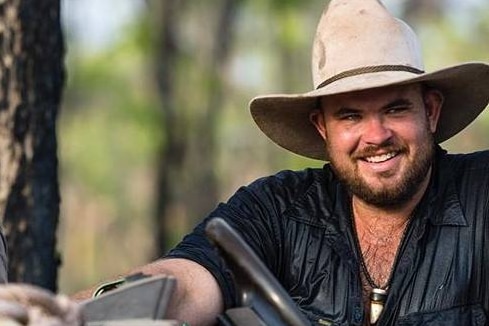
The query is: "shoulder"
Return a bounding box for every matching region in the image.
[441,149,489,173]
[242,165,336,201]
[438,149,489,198]
[248,167,325,191]
[222,165,337,215]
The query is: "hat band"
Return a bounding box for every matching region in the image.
[316,65,425,89]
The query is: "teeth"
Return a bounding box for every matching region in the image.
[364,152,396,163]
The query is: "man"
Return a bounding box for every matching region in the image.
[77,0,489,325]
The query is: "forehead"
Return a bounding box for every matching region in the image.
[319,83,423,110]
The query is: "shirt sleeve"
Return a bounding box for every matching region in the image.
[165,218,238,309]
[164,169,319,310]
[164,174,291,309]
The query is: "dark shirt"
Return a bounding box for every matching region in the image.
[0,228,6,283]
[167,148,489,325]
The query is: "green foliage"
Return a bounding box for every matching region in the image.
[58,11,161,293]
[61,20,162,197]
[416,3,489,152]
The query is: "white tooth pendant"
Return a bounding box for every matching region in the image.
[370,288,387,325]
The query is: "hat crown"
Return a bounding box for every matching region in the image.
[312,0,424,88]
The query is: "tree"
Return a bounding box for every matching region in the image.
[149,0,242,254]
[401,0,446,23]
[0,0,65,291]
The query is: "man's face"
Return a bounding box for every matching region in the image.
[310,83,443,209]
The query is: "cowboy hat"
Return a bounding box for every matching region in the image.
[249,0,489,161]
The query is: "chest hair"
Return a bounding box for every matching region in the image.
[358,230,404,288]
[357,227,406,326]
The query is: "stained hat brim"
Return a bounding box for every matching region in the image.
[250,62,489,161]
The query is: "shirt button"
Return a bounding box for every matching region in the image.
[353,306,363,324]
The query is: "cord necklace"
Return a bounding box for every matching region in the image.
[350,206,413,325]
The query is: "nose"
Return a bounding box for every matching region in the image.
[361,116,392,145]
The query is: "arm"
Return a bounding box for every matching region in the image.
[140,258,224,325]
[72,258,224,326]
[71,172,297,322]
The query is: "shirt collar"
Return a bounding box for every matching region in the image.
[425,146,467,226]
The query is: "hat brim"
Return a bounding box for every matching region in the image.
[250,62,489,160]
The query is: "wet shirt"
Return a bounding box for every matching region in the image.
[167,148,489,325]
[0,230,6,283]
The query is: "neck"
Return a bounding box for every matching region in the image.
[352,168,431,230]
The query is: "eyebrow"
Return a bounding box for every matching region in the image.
[331,97,414,118]
[332,107,360,118]
[382,98,413,110]
[333,98,413,117]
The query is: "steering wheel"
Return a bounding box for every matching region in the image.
[205,217,310,326]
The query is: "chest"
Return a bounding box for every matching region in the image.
[355,224,406,289]
[280,220,485,325]
[356,232,405,325]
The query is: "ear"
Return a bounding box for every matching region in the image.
[309,109,328,140]
[423,88,444,133]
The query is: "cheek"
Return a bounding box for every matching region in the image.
[412,115,433,137]
[325,125,358,154]
[329,118,363,138]
[396,122,432,151]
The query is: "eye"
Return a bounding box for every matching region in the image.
[337,112,362,121]
[385,106,409,115]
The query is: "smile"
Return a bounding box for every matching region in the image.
[363,152,398,163]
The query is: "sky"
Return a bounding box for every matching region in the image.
[61,0,144,54]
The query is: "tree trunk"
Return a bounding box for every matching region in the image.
[402,0,446,23]
[186,0,241,237]
[0,0,65,291]
[151,0,185,256]
[150,0,240,255]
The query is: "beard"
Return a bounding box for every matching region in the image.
[328,132,435,210]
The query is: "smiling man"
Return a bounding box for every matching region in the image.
[309,83,444,323]
[77,0,489,325]
[311,84,441,210]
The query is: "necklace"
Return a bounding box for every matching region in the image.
[350,205,413,325]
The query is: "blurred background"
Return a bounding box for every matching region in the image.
[58,0,489,294]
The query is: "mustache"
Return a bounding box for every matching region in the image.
[352,142,406,159]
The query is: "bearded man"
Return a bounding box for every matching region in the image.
[76,0,489,325]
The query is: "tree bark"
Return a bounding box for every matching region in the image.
[0,0,65,291]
